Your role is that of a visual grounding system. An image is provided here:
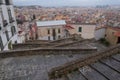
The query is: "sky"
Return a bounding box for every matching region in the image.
[13,0,120,7]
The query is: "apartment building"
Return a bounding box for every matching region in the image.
[0,0,20,51]
[36,20,66,40]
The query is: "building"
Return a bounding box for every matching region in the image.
[0,0,20,51]
[105,27,120,45]
[68,23,96,39]
[95,27,106,40]
[29,22,38,40]
[36,20,66,40]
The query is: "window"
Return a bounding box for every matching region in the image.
[8,8,12,22]
[48,29,50,34]
[48,36,50,40]
[78,27,82,32]
[0,9,5,26]
[58,28,61,33]
[0,24,2,30]
[11,26,16,36]
[5,0,11,5]
[0,36,4,50]
[11,27,14,36]
[52,29,56,40]
[13,26,16,33]
[58,35,61,39]
[5,30,9,41]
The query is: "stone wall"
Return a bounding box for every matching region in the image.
[54,39,94,47]
[26,40,50,44]
[12,43,57,50]
[12,39,94,50]
[0,47,97,59]
[48,44,120,79]
[26,38,76,44]
[49,38,78,44]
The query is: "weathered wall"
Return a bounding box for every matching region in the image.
[49,37,77,44]
[48,44,120,79]
[26,40,50,44]
[12,39,94,50]
[12,43,57,50]
[0,47,97,59]
[105,28,118,45]
[54,39,94,47]
[68,24,96,39]
[37,26,65,40]
[95,28,106,40]
[26,38,77,44]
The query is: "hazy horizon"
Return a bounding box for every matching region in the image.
[13,0,120,7]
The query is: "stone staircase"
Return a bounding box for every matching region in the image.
[1,37,120,80]
[48,44,120,79]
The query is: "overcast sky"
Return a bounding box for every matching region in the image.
[13,0,120,7]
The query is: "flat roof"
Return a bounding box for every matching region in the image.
[71,23,96,25]
[36,20,66,27]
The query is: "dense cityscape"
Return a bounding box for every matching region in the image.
[15,6,120,27]
[0,0,120,80]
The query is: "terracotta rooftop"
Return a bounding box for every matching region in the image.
[114,32,120,37]
[108,27,120,31]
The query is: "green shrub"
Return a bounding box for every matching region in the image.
[8,41,13,50]
[99,38,110,46]
[104,41,110,46]
[100,38,106,43]
[68,70,72,73]
[73,68,78,71]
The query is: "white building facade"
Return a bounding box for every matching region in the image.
[94,27,106,40]
[0,0,21,51]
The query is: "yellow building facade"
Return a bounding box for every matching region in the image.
[105,27,120,45]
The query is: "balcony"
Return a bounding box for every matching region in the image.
[9,18,15,23]
[3,20,8,27]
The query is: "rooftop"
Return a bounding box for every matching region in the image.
[36,20,66,27]
[71,23,96,25]
[108,27,120,31]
